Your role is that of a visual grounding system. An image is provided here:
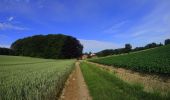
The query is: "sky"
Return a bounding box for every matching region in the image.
[0,0,170,53]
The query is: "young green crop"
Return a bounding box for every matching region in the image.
[90,45,170,74]
[0,55,56,65]
[0,55,75,100]
[80,62,170,100]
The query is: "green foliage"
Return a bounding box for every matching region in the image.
[11,34,83,59]
[145,42,158,49]
[0,55,75,100]
[165,39,170,45]
[90,45,170,74]
[0,47,14,55]
[96,49,115,57]
[96,42,163,57]
[125,43,132,53]
[59,36,83,59]
[80,62,169,100]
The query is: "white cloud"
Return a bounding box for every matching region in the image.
[79,39,121,53]
[0,44,10,48]
[8,16,14,21]
[0,23,28,30]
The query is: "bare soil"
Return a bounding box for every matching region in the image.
[59,62,92,100]
[87,61,170,95]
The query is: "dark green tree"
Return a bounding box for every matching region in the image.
[11,34,83,59]
[0,47,14,55]
[145,43,157,49]
[96,49,115,57]
[165,39,170,45]
[125,44,132,53]
[59,36,83,59]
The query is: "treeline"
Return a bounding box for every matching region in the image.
[7,34,83,59]
[132,42,163,52]
[96,39,170,57]
[0,47,14,55]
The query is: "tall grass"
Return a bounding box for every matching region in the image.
[0,55,75,100]
[80,62,170,100]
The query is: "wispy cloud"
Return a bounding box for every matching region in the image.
[8,16,14,21]
[0,22,28,30]
[111,1,170,44]
[131,30,149,37]
[79,39,121,53]
[103,21,128,34]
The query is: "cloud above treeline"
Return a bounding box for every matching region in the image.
[79,39,122,53]
[0,22,28,30]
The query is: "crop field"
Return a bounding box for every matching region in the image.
[80,62,170,100]
[90,44,170,74]
[0,55,55,65]
[0,55,75,100]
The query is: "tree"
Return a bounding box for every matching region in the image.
[0,47,14,55]
[158,42,163,46]
[145,43,157,49]
[133,47,144,52]
[125,44,132,53]
[59,36,83,59]
[11,34,83,59]
[96,49,115,57]
[165,39,170,45]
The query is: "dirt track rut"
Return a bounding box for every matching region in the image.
[59,62,92,100]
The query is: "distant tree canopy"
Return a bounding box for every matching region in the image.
[11,34,83,59]
[0,47,14,55]
[125,44,132,53]
[95,49,115,57]
[96,44,132,57]
[165,39,170,45]
[145,43,158,49]
[96,41,164,57]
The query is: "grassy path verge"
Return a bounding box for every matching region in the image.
[80,62,170,100]
[87,61,170,95]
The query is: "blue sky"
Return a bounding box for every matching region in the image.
[0,0,170,52]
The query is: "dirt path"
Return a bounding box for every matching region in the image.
[87,61,170,95]
[59,62,92,100]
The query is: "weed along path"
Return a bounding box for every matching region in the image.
[59,61,92,100]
